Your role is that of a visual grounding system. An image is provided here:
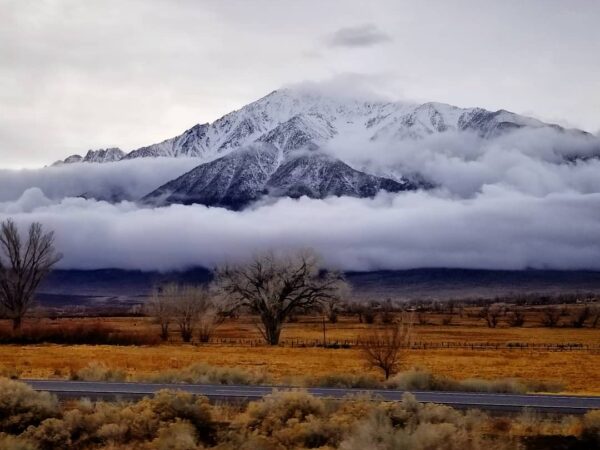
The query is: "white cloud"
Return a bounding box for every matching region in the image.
[1,186,600,272]
[326,24,392,48]
[1,120,600,271]
[0,158,201,202]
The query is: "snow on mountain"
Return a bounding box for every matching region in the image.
[82,148,126,163]
[53,88,597,165]
[143,144,417,209]
[47,87,600,208]
[123,124,210,159]
[52,154,83,166]
[53,148,125,165]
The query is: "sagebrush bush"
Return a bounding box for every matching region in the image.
[0,365,22,379]
[72,361,127,382]
[0,379,589,450]
[152,420,198,450]
[340,393,515,450]
[242,390,326,435]
[24,417,72,449]
[459,378,528,394]
[0,433,37,450]
[5,384,214,449]
[384,368,560,394]
[139,362,270,386]
[232,390,344,448]
[0,377,59,434]
[385,369,441,391]
[582,410,600,445]
[306,373,382,389]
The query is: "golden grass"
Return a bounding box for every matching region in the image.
[0,315,598,393]
[19,315,599,345]
[1,343,598,393]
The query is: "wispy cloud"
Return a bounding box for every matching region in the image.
[326,24,392,48]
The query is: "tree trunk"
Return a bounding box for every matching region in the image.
[384,367,391,380]
[160,323,169,341]
[265,322,282,345]
[12,316,22,331]
[181,327,193,343]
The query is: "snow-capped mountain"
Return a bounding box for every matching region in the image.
[48,87,600,208]
[123,89,596,162]
[53,148,125,165]
[143,144,417,209]
[54,88,597,166]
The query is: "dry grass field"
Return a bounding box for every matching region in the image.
[1,312,598,393]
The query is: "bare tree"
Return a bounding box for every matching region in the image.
[480,305,503,328]
[323,297,341,323]
[380,298,396,324]
[416,311,429,326]
[322,283,351,324]
[541,306,561,327]
[146,286,175,341]
[216,251,347,345]
[172,285,211,343]
[571,306,591,328]
[197,290,227,343]
[347,300,366,323]
[361,314,413,379]
[363,303,377,324]
[147,284,224,343]
[0,219,62,330]
[441,314,453,326]
[506,308,526,327]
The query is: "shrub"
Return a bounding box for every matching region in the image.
[384,368,562,394]
[0,365,21,379]
[24,417,72,449]
[19,389,214,448]
[385,369,442,391]
[0,378,59,434]
[72,362,127,382]
[459,378,528,394]
[0,322,158,346]
[237,390,339,448]
[242,390,325,435]
[152,420,198,450]
[306,373,383,389]
[340,393,515,450]
[149,389,214,442]
[582,410,600,445]
[0,434,37,450]
[139,362,270,386]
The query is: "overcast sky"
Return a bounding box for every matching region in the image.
[1,0,599,168]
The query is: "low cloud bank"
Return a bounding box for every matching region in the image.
[1,123,600,272]
[0,158,202,202]
[1,187,600,272]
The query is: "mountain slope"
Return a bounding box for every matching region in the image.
[47,87,600,208]
[143,145,417,209]
[120,89,597,162]
[52,88,599,166]
[53,148,125,165]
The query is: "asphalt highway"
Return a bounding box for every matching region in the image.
[24,379,600,414]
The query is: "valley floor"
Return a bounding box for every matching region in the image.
[1,315,598,394]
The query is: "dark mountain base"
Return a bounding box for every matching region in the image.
[36,268,600,307]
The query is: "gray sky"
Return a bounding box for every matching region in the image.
[1,0,599,168]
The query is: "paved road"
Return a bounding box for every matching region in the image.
[24,380,600,414]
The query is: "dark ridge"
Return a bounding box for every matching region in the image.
[36,267,600,307]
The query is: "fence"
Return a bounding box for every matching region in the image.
[200,337,600,351]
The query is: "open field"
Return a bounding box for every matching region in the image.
[1,313,598,393]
